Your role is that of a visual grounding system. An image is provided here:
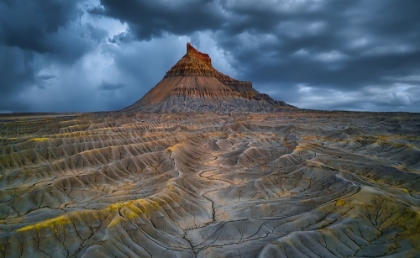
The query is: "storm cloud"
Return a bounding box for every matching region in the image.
[1,0,419,112]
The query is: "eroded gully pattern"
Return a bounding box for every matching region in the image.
[0,112,420,257]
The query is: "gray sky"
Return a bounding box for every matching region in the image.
[1,0,419,112]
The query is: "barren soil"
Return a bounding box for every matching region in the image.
[1,111,420,257]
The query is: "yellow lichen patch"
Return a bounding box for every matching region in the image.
[401,188,410,193]
[149,199,161,209]
[104,199,160,222]
[107,202,126,212]
[16,198,163,233]
[17,215,71,232]
[30,137,49,142]
[336,199,346,207]
[122,204,144,220]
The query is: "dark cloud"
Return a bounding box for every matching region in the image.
[214,0,420,90]
[0,0,419,112]
[0,0,109,112]
[0,0,81,52]
[0,0,106,63]
[199,0,420,113]
[91,0,225,40]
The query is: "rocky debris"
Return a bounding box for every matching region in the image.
[123,43,295,112]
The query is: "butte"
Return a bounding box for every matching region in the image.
[123,43,296,112]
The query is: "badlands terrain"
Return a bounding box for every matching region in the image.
[1,44,420,257]
[1,111,420,257]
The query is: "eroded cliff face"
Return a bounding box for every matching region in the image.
[186,42,212,66]
[164,43,252,90]
[124,43,295,112]
[164,43,215,78]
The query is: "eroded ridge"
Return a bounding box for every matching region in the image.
[0,111,420,257]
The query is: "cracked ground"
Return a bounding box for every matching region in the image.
[0,111,420,257]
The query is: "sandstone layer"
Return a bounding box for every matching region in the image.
[1,111,420,257]
[123,43,294,112]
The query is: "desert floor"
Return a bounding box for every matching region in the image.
[1,111,420,257]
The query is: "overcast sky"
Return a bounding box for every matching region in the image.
[1,0,419,113]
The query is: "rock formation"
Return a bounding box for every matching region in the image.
[123,43,295,112]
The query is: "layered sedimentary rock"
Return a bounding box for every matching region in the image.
[123,43,295,112]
